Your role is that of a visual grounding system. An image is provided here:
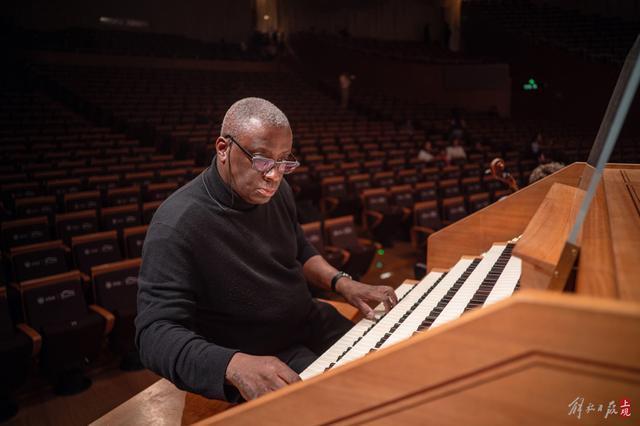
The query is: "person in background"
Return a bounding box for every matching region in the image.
[445,137,467,165]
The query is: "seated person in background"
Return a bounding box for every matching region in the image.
[135,97,397,403]
[529,151,565,184]
[445,137,467,164]
[418,140,436,163]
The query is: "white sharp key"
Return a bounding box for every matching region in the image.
[300,283,414,380]
[430,244,507,329]
[483,255,521,306]
[331,271,444,367]
[379,257,474,349]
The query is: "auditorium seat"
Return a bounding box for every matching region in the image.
[442,196,468,223]
[71,231,123,282]
[414,181,438,202]
[63,190,101,212]
[301,221,349,269]
[9,240,69,283]
[55,210,99,245]
[145,182,178,202]
[410,200,442,279]
[11,271,112,395]
[0,286,40,421]
[439,178,462,198]
[14,196,57,220]
[461,176,483,195]
[324,216,377,280]
[100,204,141,235]
[106,186,141,207]
[468,192,491,212]
[319,176,351,218]
[1,217,51,252]
[91,259,141,370]
[122,225,147,258]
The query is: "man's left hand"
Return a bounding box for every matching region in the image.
[335,279,398,320]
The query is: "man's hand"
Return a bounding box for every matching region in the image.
[225,352,301,401]
[335,279,398,320]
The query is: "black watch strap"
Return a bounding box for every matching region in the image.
[331,271,352,293]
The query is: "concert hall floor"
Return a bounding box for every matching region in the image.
[7,242,416,425]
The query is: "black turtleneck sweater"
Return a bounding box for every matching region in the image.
[135,161,319,401]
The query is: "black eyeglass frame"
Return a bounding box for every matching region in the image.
[224,134,300,175]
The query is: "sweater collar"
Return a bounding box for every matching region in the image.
[205,157,257,211]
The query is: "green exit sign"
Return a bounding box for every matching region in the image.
[523,78,539,91]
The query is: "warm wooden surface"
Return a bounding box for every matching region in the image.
[197,290,640,426]
[576,179,618,298]
[514,183,585,290]
[603,168,640,302]
[427,163,585,271]
[90,378,235,426]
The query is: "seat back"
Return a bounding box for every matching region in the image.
[10,240,68,283]
[71,231,122,275]
[414,200,442,229]
[1,216,50,252]
[145,182,178,202]
[14,196,57,219]
[100,204,141,233]
[18,271,87,331]
[91,259,140,315]
[468,192,490,212]
[301,221,325,254]
[55,209,98,243]
[442,196,468,222]
[324,216,359,251]
[461,176,483,195]
[321,176,347,199]
[439,178,461,198]
[348,174,372,196]
[372,171,395,188]
[362,188,390,212]
[414,181,437,202]
[123,225,148,258]
[64,190,101,212]
[106,186,140,207]
[390,185,414,208]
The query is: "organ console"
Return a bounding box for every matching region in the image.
[97,37,640,426]
[96,161,639,426]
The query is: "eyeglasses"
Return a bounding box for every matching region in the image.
[224,134,300,175]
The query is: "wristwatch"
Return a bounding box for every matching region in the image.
[331,271,352,293]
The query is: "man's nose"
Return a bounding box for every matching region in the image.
[263,166,283,181]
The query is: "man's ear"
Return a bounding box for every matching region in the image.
[216,136,230,162]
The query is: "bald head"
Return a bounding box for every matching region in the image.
[221,97,290,139]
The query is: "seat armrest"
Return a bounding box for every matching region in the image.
[325,245,351,266]
[363,210,383,230]
[411,226,436,249]
[89,304,115,336]
[16,323,42,357]
[320,196,339,214]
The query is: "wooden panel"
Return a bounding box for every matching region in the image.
[514,183,585,290]
[91,379,234,425]
[197,290,640,425]
[575,181,618,298]
[603,169,640,302]
[427,163,585,271]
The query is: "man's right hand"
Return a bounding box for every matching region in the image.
[225,352,301,401]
